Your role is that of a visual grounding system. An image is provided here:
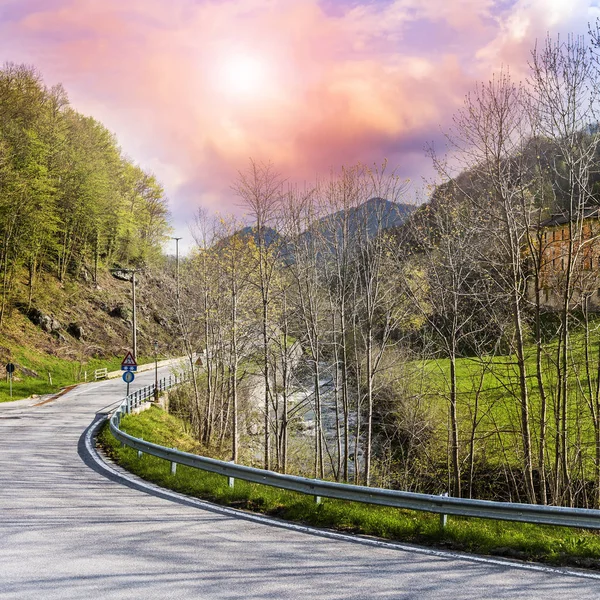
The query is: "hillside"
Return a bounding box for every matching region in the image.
[237,197,415,260]
[0,64,178,399]
[0,263,181,400]
[315,197,415,239]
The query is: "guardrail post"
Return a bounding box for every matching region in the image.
[117,411,126,447]
[315,496,322,505]
[228,460,235,488]
[138,438,144,459]
[439,492,448,529]
[171,449,177,476]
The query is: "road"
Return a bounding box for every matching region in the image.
[1,367,599,599]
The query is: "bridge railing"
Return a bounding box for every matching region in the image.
[108,380,600,530]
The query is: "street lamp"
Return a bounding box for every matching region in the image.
[110,268,141,360]
[154,339,159,402]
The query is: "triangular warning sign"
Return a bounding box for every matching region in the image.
[121,351,137,367]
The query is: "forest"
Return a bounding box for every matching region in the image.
[0,62,171,329]
[171,32,600,510]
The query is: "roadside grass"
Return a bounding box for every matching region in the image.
[0,350,151,403]
[99,406,600,570]
[412,322,600,483]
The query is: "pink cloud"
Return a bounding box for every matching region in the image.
[0,0,594,236]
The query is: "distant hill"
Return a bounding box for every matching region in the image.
[239,226,281,247]
[311,198,415,244]
[236,198,415,260]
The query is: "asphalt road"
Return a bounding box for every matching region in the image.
[1,367,600,599]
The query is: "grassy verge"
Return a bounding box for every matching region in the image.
[98,406,600,570]
[0,350,153,403]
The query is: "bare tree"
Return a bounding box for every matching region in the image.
[233,160,284,470]
[439,70,539,503]
[529,34,600,505]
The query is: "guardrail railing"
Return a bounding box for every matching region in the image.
[94,368,108,380]
[108,379,600,530]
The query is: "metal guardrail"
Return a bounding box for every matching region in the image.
[109,378,600,530]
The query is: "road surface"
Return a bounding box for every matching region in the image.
[1,367,599,599]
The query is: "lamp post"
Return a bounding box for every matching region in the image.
[110,268,141,360]
[154,339,159,402]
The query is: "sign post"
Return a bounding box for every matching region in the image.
[121,351,137,372]
[121,352,137,398]
[6,363,14,398]
[122,370,135,396]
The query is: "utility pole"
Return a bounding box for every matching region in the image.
[132,270,137,360]
[111,268,141,360]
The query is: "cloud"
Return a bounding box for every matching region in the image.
[476,0,596,75]
[0,0,593,232]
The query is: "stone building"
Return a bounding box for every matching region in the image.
[535,208,600,309]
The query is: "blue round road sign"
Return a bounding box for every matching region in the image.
[122,371,134,384]
[6,363,15,374]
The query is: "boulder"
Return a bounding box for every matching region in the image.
[27,307,44,326]
[51,331,67,343]
[153,312,167,327]
[67,322,84,340]
[110,304,131,321]
[19,365,39,378]
[28,308,61,333]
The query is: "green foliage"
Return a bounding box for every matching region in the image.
[0,343,155,403]
[0,351,120,403]
[99,406,600,570]
[0,63,171,324]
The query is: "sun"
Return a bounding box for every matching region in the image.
[220,54,268,97]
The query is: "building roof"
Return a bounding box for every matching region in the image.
[539,207,600,228]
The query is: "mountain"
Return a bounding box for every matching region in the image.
[239,226,281,247]
[312,198,415,244]
[225,198,415,263]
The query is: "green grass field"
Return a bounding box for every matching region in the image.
[403,320,600,496]
[0,350,152,403]
[99,405,600,570]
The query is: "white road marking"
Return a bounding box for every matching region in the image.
[86,416,600,583]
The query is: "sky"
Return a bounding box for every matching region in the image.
[0,0,598,251]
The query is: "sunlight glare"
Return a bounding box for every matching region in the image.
[221,54,268,97]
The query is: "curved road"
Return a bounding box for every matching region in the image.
[1,368,600,599]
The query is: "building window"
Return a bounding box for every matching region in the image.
[584,257,591,270]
